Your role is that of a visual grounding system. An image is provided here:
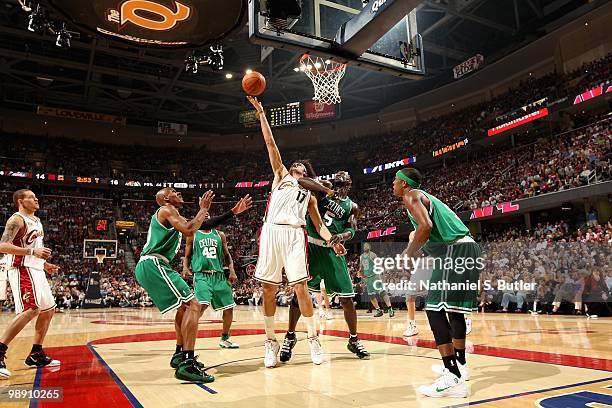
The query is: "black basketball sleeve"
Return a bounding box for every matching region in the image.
[200,210,234,229]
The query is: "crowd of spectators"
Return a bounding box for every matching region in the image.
[0,54,611,314]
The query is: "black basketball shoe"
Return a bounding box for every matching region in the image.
[25,350,60,368]
[347,337,370,359]
[279,333,297,363]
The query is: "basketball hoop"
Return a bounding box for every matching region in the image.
[94,249,106,265]
[299,54,346,105]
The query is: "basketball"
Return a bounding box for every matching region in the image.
[242,71,266,96]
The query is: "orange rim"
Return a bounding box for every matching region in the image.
[299,54,347,74]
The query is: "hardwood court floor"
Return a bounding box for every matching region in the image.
[0,306,610,407]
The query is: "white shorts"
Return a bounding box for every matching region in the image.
[405,257,434,297]
[255,223,309,285]
[8,266,56,314]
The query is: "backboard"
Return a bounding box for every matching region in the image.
[83,239,118,259]
[249,0,425,78]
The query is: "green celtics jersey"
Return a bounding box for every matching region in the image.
[360,252,377,278]
[406,190,470,243]
[190,229,224,273]
[306,196,353,239]
[141,208,182,261]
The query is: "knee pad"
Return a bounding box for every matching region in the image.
[425,310,452,345]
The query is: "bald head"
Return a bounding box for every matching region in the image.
[155,188,172,206]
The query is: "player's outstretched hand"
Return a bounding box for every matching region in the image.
[331,243,347,256]
[43,262,59,275]
[34,247,52,260]
[199,190,214,212]
[246,96,264,113]
[232,195,253,215]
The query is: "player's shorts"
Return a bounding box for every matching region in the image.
[8,266,56,314]
[135,255,193,314]
[307,240,355,297]
[365,274,384,296]
[405,257,434,297]
[194,271,236,311]
[0,266,7,302]
[424,236,482,314]
[254,223,308,285]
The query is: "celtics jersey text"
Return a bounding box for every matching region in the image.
[306,196,352,239]
[141,208,182,261]
[190,229,224,273]
[406,190,470,243]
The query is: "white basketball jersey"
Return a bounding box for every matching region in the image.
[9,212,44,269]
[264,174,310,227]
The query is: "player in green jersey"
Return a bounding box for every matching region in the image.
[393,167,482,398]
[280,172,370,362]
[358,243,394,317]
[181,216,240,353]
[135,188,252,384]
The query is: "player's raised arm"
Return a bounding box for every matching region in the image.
[402,191,433,258]
[161,190,214,236]
[297,177,336,198]
[200,195,253,230]
[307,195,333,242]
[0,215,51,259]
[247,96,288,186]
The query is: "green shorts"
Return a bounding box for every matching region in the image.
[365,274,383,296]
[194,271,236,311]
[135,256,193,314]
[307,243,355,297]
[424,238,482,314]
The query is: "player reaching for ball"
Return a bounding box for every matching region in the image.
[247,95,344,368]
[280,172,371,362]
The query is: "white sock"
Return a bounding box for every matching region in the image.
[409,320,416,326]
[264,315,276,341]
[303,316,316,338]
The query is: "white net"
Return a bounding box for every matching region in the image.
[300,54,346,105]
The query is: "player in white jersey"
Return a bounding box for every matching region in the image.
[0,189,60,379]
[248,96,343,368]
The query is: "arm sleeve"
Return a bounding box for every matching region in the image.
[200,211,234,229]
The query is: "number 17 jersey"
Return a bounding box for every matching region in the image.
[264,174,311,227]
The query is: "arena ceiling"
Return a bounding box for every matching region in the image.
[0,0,603,133]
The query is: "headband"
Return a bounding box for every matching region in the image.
[396,170,421,188]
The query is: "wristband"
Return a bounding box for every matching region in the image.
[28,248,33,256]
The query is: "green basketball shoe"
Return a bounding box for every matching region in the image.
[175,357,214,383]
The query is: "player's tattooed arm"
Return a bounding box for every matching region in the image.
[297,177,334,198]
[219,231,237,284]
[246,96,288,186]
[307,195,333,242]
[402,191,432,259]
[0,215,51,258]
[162,191,214,236]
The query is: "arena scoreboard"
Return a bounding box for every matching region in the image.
[269,102,301,128]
